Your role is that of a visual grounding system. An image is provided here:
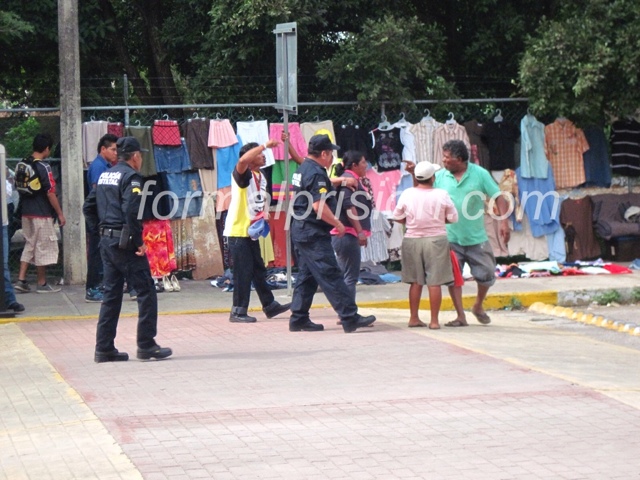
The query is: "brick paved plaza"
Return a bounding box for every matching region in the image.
[2,308,640,479]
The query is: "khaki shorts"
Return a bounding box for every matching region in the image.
[401,235,454,286]
[450,241,496,286]
[20,217,59,266]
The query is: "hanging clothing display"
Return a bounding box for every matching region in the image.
[395,120,415,163]
[191,201,225,279]
[153,119,182,146]
[126,125,157,177]
[199,149,217,193]
[365,167,402,212]
[183,117,213,169]
[153,139,191,173]
[464,119,490,168]
[143,219,177,277]
[161,171,203,219]
[269,122,307,160]
[107,122,124,138]
[82,120,108,166]
[544,118,589,188]
[433,122,471,166]
[610,118,640,177]
[208,119,238,148]
[560,196,602,261]
[582,126,611,187]
[515,165,561,238]
[409,116,442,165]
[335,124,371,160]
[519,114,549,179]
[172,218,197,272]
[371,128,403,172]
[508,214,550,261]
[482,121,520,171]
[236,120,275,167]
[215,135,242,190]
[361,209,390,263]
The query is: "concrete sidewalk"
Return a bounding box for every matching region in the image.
[2,307,640,479]
[4,268,640,323]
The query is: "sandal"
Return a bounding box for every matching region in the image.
[170,274,181,292]
[444,320,468,327]
[472,310,491,325]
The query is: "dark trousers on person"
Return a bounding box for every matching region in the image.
[228,236,274,314]
[331,233,361,301]
[86,221,103,290]
[290,234,358,326]
[95,239,158,352]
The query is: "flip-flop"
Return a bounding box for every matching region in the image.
[444,320,468,327]
[408,322,426,328]
[428,325,441,330]
[472,310,491,325]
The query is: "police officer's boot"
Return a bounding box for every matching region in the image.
[229,306,257,323]
[262,301,292,319]
[342,314,377,333]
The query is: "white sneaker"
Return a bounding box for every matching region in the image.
[37,283,61,293]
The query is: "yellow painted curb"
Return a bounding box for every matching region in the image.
[528,302,639,337]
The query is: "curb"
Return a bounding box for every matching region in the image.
[1,290,559,324]
[528,302,640,337]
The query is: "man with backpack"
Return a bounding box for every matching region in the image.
[13,133,66,294]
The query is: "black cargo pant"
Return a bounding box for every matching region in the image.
[289,228,358,326]
[228,236,275,314]
[95,238,158,352]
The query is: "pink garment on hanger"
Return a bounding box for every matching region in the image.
[208,119,238,148]
[268,122,308,159]
[365,168,402,212]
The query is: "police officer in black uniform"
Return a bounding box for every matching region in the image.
[83,137,172,362]
[289,134,376,333]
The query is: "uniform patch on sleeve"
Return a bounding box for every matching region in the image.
[132,187,141,194]
[319,187,327,194]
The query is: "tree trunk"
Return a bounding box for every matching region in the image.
[136,0,183,108]
[98,0,151,104]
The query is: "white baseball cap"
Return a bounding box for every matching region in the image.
[414,161,441,181]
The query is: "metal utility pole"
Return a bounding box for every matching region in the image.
[58,0,86,284]
[274,22,298,295]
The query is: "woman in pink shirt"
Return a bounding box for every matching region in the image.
[393,162,463,329]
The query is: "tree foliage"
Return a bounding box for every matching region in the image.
[0,10,34,44]
[12,0,639,120]
[3,117,41,158]
[519,0,640,123]
[317,16,454,104]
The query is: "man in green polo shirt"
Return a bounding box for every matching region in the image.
[433,140,510,327]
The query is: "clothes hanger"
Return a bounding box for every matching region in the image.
[248,115,254,121]
[90,115,96,121]
[189,112,198,122]
[445,112,456,125]
[493,109,503,123]
[378,114,391,131]
[313,115,320,122]
[422,108,432,121]
[135,120,142,126]
[215,112,222,120]
[395,112,408,128]
[163,114,170,120]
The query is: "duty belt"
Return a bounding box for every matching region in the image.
[101,227,123,237]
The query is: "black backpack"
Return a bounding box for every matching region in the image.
[14,156,42,196]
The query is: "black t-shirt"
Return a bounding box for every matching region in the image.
[481,121,520,170]
[291,158,337,236]
[20,160,55,218]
